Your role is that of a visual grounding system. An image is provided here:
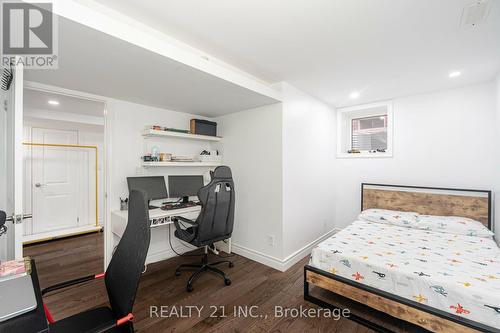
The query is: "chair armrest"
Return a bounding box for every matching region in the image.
[41,273,105,296]
[89,313,134,333]
[172,216,197,225]
[172,216,197,243]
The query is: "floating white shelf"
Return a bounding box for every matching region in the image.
[142,129,222,142]
[142,161,221,167]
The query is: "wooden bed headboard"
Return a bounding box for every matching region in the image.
[361,183,492,229]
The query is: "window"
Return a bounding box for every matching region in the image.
[351,115,387,151]
[337,101,393,158]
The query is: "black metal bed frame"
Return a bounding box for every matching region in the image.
[304,183,496,333]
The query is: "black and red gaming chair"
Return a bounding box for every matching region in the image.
[41,189,151,333]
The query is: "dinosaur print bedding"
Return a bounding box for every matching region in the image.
[310,219,500,329]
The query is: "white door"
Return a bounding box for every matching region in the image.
[0,62,26,261]
[31,128,80,234]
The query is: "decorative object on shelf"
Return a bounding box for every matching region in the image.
[151,146,160,161]
[190,119,217,137]
[142,154,158,162]
[197,149,222,163]
[159,153,172,162]
[143,152,172,162]
[198,155,222,163]
[347,149,361,154]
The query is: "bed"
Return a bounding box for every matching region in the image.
[304,183,498,333]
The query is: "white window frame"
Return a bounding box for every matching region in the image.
[336,100,393,158]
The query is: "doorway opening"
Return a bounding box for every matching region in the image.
[22,87,106,284]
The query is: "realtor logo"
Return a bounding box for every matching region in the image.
[1,1,58,69]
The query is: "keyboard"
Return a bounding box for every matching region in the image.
[161,201,200,211]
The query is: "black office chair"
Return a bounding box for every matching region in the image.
[173,166,235,292]
[42,190,151,333]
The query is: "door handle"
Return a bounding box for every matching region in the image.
[6,214,32,224]
[35,183,45,188]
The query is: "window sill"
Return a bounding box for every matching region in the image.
[336,152,393,159]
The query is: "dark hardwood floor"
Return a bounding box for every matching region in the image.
[24,233,375,333]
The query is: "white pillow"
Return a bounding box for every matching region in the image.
[358,209,419,228]
[416,215,494,238]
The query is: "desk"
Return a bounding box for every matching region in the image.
[0,260,48,333]
[111,206,230,265]
[111,206,202,236]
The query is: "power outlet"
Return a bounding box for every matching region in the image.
[267,235,276,247]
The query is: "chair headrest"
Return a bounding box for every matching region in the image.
[212,166,232,180]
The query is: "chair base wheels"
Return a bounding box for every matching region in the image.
[176,254,233,292]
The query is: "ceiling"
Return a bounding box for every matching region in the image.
[25,17,279,117]
[92,0,500,106]
[24,89,105,117]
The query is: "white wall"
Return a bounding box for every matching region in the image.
[216,103,283,260]
[334,83,498,233]
[280,83,336,261]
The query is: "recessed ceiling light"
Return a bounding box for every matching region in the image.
[349,91,360,99]
[449,71,461,78]
[48,100,59,105]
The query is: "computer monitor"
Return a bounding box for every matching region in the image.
[127,176,168,202]
[168,175,204,203]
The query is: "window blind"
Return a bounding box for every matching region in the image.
[351,115,387,151]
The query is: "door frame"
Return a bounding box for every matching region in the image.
[24,81,110,269]
[13,60,24,259]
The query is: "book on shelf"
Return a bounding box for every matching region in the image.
[146,125,190,134]
[171,156,195,162]
[0,257,32,282]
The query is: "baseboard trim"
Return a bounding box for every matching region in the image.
[282,228,340,271]
[231,228,340,272]
[230,244,284,271]
[23,225,103,245]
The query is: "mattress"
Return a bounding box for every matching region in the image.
[310,220,500,329]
